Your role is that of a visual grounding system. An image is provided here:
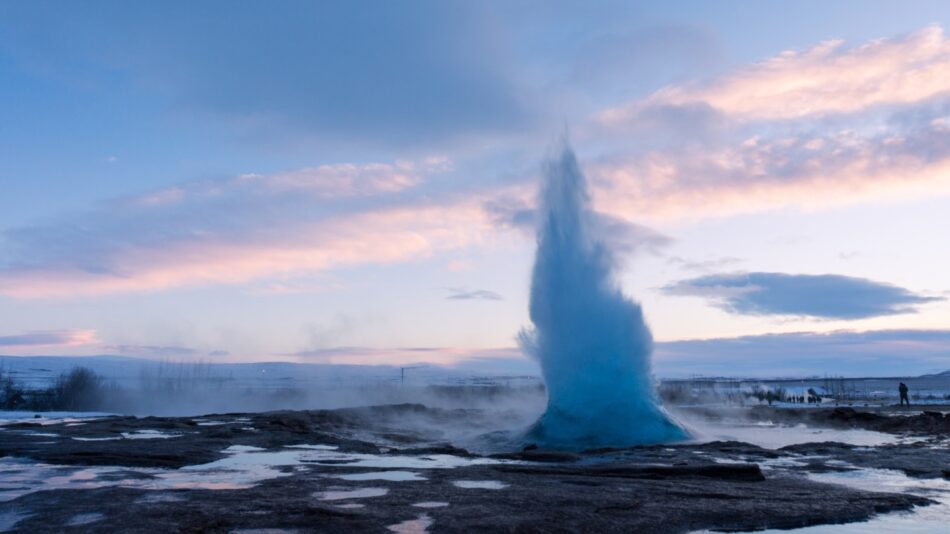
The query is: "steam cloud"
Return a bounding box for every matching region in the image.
[519,140,686,448]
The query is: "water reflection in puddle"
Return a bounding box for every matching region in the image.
[697,467,950,533]
[121,430,181,440]
[686,422,903,449]
[0,412,111,427]
[225,445,266,452]
[387,513,432,534]
[314,487,388,501]
[452,480,507,489]
[412,502,448,508]
[335,471,425,482]
[0,443,512,502]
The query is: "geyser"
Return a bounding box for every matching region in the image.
[520,141,687,448]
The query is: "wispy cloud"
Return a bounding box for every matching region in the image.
[0,159,501,298]
[445,288,503,301]
[665,256,743,272]
[0,329,98,349]
[592,123,950,219]
[662,272,942,319]
[586,25,950,220]
[288,346,521,366]
[599,25,950,123]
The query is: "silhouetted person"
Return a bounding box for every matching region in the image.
[899,382,910,406]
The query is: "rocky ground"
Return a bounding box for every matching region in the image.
[0,404,947,533]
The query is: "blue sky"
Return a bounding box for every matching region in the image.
[2,1,950,376]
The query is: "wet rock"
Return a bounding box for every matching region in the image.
[0,460,931,534]
[738,406,950,436]
[780,441,856,455]
[497,462,766,481]
[395,444,475,457]
[0,404,945,533]
[258,412,311,433]
[490,449,581,463]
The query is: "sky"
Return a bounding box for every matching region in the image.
[2,1,950,377]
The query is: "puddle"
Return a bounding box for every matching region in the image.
[412,502,448,508]
[72,436,121,442]
[0,443,513,501]
[121,430,181,440]
[335,471,425,482]
[387,513,432,534]
[306,452,506,470]
[225,445,266,452]
[22,432,59,438]
[314,487,388,501]
[710,457,748,464]
[699,466,950,533]
[758,457,812,469]
[0,412,112,427]
[452,480,508,490]
[686,421,902,449]
[335,503,365,509]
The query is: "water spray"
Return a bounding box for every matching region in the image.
[519,140,687,448]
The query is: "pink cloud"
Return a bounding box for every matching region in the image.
[583,25,950,220]
[0,329,99,351]
[288,346,524,367]
[599,25,950,124]
[238,157,449,198]
[129,158,447,210]
[0,199,495,298]
[588,124,950,220]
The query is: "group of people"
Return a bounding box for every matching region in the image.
[787,395,821,404]
[780,383,912,406]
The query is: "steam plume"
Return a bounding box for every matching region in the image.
[520,140,687,448]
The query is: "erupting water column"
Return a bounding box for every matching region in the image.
[519,141,687,448]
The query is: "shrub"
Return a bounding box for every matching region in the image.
[51,367,105,411]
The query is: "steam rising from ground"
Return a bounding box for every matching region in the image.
[519,141,687,448]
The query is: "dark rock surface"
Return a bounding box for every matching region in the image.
[2,462,931,534]
[0,404,945,533]
[742,405,950,436]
